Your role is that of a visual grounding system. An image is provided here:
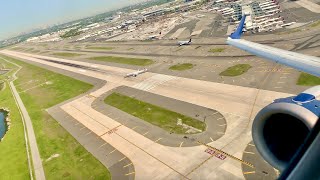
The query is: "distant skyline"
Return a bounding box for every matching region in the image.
[0,0,146,41]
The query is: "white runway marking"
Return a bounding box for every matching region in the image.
[123,163,133,168]
[132,74,178,91]
[210,137,214,142]
[243,151,255,155]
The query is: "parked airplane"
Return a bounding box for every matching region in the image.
[177,38,192,46]
[222,11,234,16]
[260,1,274,6]
[124,68,148,78]
[215,0,227,3]
[281,22,296,27]
[148,31,162,40]
[227,14,320,179]
[261,5,280,11]
[148,35,159,40]
[264,9,281,15]
[257,17,283,26]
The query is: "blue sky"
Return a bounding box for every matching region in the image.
[0,0,144,40]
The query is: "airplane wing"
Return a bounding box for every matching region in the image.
[227,15,320,77]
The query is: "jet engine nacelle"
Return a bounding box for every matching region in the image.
[253,86,320,171]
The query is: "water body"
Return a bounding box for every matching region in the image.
[0,111,7,140]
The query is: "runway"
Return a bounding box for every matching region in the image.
[1,50,291,179]
[52,49,255,59]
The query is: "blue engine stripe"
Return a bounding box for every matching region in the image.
[293,93,316,103]
[274,96,320,117]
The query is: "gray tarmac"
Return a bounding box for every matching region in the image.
[242,141,278,180]
[48,106,134,180]
[41,49,309,95]
[164,19,199,39]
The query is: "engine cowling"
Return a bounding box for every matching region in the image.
[253,86,320,171]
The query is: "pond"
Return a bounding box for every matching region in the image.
[0,111,8,140]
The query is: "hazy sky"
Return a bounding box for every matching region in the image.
[0,0,145,40]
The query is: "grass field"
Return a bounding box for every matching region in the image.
[105,93,206,134]
[0,82,30,179]
[0,58,30,179]
[277,28,301,35]
[220,64,252,77]
[309,20,320,28]
[141,39,153,42]
[89,56,154,66]
[297,72,320,86]
[208,47,225,53]
[87,46,115,50]
[0,55,111,179]
[30,50,41,54]
[169,63,194,71]
[24,48,35,52]
[60,28,82,39]
[11,47,25,51]
[51,52,83,57]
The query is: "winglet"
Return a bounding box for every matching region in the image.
[230,14,247,39]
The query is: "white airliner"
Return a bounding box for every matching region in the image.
[177,38,192,46]
[260,1,274,6]
[148,35,159,40]
[264,8,281,15]
[124,68,148,78]
[261,5,280,11]
[227,14,320,178]
[281,22,296,27]
[148,31,162,40]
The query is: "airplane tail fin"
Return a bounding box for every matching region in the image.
[189,38,192,43]
[230,14,246,39]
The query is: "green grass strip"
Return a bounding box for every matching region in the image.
[51,52,83,57]
[219,64,252,77]
[105,93,206,134]
[87,47,115,50]
[0,82,30,179]
[169,63,194,71]
[297,72,320,86]
[208,48,225,53]
[89,56,153,66]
